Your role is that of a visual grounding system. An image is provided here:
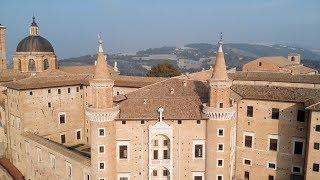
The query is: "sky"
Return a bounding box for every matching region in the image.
[1,0,320,59]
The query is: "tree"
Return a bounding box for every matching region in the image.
[147,63,181,77]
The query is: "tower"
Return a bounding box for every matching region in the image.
[86,34,119,180]
[203,33,236,180]
[0,24,6,70]
[30,16,39,36]
[288,53,301,64]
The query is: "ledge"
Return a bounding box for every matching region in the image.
[203,105,236,120]
[86,105,119,122]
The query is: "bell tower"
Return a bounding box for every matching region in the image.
[0,24,7,70]
[203,33,236,180]
[86,34,119,180]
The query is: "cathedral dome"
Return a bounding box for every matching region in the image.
[16,35,54,52]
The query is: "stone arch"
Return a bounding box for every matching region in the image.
[43,59,49,70]
[28,59,36,71]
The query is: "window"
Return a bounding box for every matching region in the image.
[58,89,61,94]
[99,145,105,154]
[316,125,320,132]
[268,175,274,180]
[43,59,49,70]
[293,140,304,155]
[153,150,158,159]
[152,140,159,146]
[219,103,223,108]
[217,159,223,167]
[50,154,55,169]
[61,134,66,144]
[28,59,36,71]
[271,108,279,119]
[268,162,276,169]
[120,178,128,180]
[141,120,145,124]
[122,120,126,124]
[244,171,250,180]
[48,89,51,93]
[48,102,51,108]
[244,135,253,148]
[163,170,169,176]
[269,137,278,151]
[99,162,105,170]
[244,159,251,165]
[36,147,42,162]
[217,175,223,180]
[29,91,33,95]
[76,130,81,140]
[163,140,168,146]
[259,62,262,66]
[217,128,224,137]
[163,150,169,159]
[314,142,320,150]
[153,170,157,176]
[59,113,66,124]
[313,163,320,172]
[247,106,253,117]
[197,120,201,124]
[195,145,203,158]
[98,128,105,137]
[66,162,72,177]
[68,88,71,93]
[76,87,79,92]
[99,178,105,180]
[25,141,30,154]
[297,110,305,122]
[194,176,202,180]
[217,143,224,152]
[119,145,128,159]
[178,120,182,124]
[292,166,302,174]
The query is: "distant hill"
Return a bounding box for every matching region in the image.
[59,43,320,76]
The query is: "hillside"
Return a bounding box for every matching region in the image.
[59,43,320,76]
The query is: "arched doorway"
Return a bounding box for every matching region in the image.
[28,59,36,71]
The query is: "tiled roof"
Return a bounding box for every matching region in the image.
[119,78,209,120]
[285,65,317,74]
[59,65,116,75]
[0,69,30,83]
[23,132,91,166]
[0,158,24,180]
[252,56,293,68]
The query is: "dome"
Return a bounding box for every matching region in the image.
[16,35,54,52]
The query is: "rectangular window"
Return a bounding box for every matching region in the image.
[268,163,276,169]
[217,143,224,152]
[268,175,274,180]
[76,87,79,92]
[316,125,320,132]
[293,141,304,155]
[217,175,223,180]
[66,162,72,177]
[99,162,105,170]
[61,134,66,144]
[76,130,81,140]
[119,145,128,159]
[122,120,126,124]
[99,145,105,154]
[68,88,71,93]
[163,150,169,159]
[217,159,223,167]
[292,166,301,174]
[153,170,157,176]
[245,135,253,148]
[219,103,223,108]
[269,138,278,151]
[297,110,305,122]
[48,102,51,108]
[50,154,55,169]
[120,178,128,180]
[141,120,145,124]
[178,120,182,124]
[153,140,158,146]
[244,159,251,165]
[247,106,253,117]
[313,163,320,172]
[98,128,105,137]
[197,120,201,124]
[271,108,279,119]
[218,128,224,137]
[163,140,168,146]
[59,114,66,124]
[153,150,158,159]
[29,91,33,95]
[194,176,202,180]
[195,145,203,158]
[163,170,169,176]
[58,89,61,94]
[244,171,250,180]
[314,142,320,150]
[48,89,51,93]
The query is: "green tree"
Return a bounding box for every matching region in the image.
[147,63,181,77]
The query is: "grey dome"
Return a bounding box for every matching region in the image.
[16,35,54,52]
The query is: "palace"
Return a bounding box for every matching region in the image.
[0,18,320,180]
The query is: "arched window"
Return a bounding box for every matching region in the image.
[18,59,22,71]
[28,59,36,71]
[43,59,49,70]
[291,56,295,61]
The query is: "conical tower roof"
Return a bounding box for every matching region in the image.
[93,34,112,80]
[210,33,229,81]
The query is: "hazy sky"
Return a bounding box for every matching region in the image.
[1,0,320,59]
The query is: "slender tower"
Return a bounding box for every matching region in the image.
[204,33,236,180]
[0,24,6,70]
[86,35,119,180]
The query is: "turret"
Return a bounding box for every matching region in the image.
[204,33,236,180]
[86,34,119,180]
[0,24,6,70]
[29,16,39,36]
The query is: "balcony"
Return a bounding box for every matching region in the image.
[203,105,236,120]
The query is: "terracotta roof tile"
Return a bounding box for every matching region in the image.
[0,158,24,180]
